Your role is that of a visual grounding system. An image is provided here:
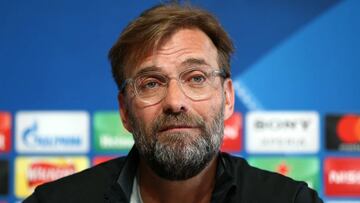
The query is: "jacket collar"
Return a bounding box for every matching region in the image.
[105,146,236,202]
[105,147,139,202]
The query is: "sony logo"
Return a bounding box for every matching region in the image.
[254,119,311,131]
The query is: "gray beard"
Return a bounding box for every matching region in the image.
[128,104,224,180]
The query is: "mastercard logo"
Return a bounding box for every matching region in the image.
[336,114,360,143]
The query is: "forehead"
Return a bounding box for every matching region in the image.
[129,28,219,77]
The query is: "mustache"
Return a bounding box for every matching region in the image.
[152,112,205,133]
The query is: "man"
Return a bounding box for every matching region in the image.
[24,3,323,203]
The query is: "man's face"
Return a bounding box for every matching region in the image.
[119,28,234,180]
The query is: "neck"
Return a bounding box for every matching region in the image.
[138,156,218,203]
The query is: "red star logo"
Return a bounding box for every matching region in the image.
[276,161,290,176]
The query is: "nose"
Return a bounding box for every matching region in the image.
[162,79,188,114]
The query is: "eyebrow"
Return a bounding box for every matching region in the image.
[181,58,210,67]
[133,66,162,77]
[133,58,211,77]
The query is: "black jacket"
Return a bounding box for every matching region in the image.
[24,147,323,203]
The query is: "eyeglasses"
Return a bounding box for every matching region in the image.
[121,67,226,106]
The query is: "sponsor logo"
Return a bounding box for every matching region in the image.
[0,134,4,151]
[328,170,360,184]
[221,112,242,152]
[27,162,76,187]
[326,114,360,151]
[0,160,9,195]
[246,111,319,153]
[15,156,89,198]
[276,161,290,176]
[324,157,360,197]
[93,112,134,152]
[92,156,116,166]
[0,112,11,152]
[248,157,320,191]
[22,122,82,147]
[15,111,89,153]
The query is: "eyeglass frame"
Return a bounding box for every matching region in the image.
[119,67,228,104]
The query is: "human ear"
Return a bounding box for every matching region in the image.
[223,79,235,120]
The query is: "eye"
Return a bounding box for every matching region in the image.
[183,70,208,86]
[190,75,206,84]
[136,74,167,93]
[139,79,161,90]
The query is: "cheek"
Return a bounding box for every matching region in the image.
[209,89,224,107]
[193,96,224,121]
[132,104,161,128]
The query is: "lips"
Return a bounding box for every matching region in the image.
[159,125,197,132]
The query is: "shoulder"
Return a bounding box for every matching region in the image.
[222,154,302,191]
[221,153,322,203]
[23,156,127,203]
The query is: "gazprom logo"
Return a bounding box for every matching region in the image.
[22,122,81,147]
[16,111,89,153]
